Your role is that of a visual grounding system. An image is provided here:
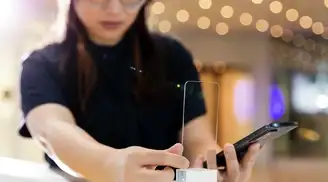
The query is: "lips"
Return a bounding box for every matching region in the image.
[99,21,124,30]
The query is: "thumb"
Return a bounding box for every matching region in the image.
[166,143,184,155]
[191,155,205,168]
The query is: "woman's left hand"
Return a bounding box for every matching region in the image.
[192,143,261,182]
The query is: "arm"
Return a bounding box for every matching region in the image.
[20,55,118,182]
[182,115,221,164]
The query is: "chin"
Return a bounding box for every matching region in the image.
[102,31,125,42]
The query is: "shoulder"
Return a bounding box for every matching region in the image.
[150,33,200,83]
[151,33,192,57]
[21,43,66,85]
[22,43,64,68]
[150,33,194,70]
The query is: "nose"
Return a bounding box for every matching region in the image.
[104,0,123,14]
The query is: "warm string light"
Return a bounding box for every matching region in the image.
[270,25,283,38]
[151,2,165,15]
[216,22,229,35]
[158,20,171,33]
[197,16,211,29]
[176,10,190,23]
[256,19,269,32]
[269,1,283,14]
[220,6,234,19]
[252,0,263,4]
[240,13,253,26]
[325,0,328,8]
[198,0,212,9]
[312,22,325,35]
[151,0,328,42]
[147,15,159,30]
[299,16,313,29]
[286,9,299,22]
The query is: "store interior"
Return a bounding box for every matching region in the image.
[1,0,328,181]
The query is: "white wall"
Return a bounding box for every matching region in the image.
[0,41,43,162]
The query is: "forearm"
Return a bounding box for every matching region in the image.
[28,119,117,182]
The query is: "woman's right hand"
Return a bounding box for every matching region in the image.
[106,143,189,182]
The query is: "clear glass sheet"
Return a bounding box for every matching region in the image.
[180,81,220,146]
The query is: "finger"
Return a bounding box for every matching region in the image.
[191,155,204,168]
[149,143,184,170]
[166,143,184,155]
[241,143,260,172]
[142,167,175,182]
[136,150,189,169]
[206,149,217,169]
[217,170,224,182]
[224,144,240,181]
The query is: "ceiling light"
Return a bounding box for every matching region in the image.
[176,10,190,23]
[252,0,263,4]
[269,1,283,14]
[147,16,159,30]
[312,22,325,35]
[299,16,313,29]
[197,16,211,29]
[286,9,299,22]
[240,13,253,26]
[256,19,269,32]
[220,5,234,19]
[158,20,171,33]
[151,2,165,15]
[199,0,212,9]
[270,25,283,38]
[216,22,229,35]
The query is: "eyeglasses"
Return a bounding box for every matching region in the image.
[81,0,147,12]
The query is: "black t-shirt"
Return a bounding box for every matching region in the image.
[19,34,206,166]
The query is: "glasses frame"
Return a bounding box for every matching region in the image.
[81,0,147,12]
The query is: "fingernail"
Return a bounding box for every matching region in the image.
[185,159,190,168]
[225,144,234,151]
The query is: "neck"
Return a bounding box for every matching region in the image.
[89,35,122,46]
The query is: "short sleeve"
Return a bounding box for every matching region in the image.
[19,51,67,137]
[169,39,206,124]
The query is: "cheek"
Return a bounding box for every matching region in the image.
[75,5,100,30]
[124,12,139,27]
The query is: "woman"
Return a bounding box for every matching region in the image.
[19,0,260,182]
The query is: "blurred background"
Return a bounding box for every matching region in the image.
[1,0,328,181]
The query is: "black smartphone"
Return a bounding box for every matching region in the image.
[202,121,298,169]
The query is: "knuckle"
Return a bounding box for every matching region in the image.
[125,148,141,162]
[162,153,169,163]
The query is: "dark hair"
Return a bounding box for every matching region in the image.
[60,1,168,112]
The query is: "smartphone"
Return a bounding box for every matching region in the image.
[202,121,298,169]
